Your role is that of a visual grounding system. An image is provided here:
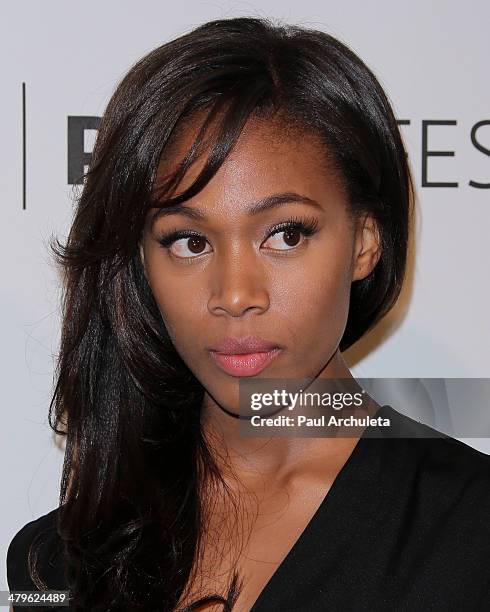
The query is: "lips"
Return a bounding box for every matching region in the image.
[209,335,280,355]
[208,335,282,377]
[209,348,281,377]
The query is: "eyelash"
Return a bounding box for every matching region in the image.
[156,215,320,258]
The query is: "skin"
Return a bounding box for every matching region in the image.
[139,113,382,608]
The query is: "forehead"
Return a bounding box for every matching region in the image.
[150,112,347,222]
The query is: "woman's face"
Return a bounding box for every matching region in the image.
[140,116,380,415]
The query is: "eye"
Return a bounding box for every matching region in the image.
[263,226,304,250]
[262,216,320,252]
[157,230,211,259]
[156,215,320,260]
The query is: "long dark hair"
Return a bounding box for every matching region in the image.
[32,16,413,610]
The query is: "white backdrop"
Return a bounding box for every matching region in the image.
[1,0,489,593]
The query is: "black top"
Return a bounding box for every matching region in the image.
[6,405,490,611]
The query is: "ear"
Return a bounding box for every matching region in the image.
[352,214,381,282]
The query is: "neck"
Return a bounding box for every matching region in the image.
[199,349,367,491]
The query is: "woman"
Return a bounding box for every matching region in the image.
[6,16,490,612]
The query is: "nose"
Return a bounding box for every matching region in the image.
[207,250,270,318]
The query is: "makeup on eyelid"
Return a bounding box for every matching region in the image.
[155,214,320,258]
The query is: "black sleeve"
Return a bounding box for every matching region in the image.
[6,509,69,611]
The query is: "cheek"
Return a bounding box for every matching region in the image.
[276,247,353,355]
[148,276,206,352]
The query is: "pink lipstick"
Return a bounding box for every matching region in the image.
[208,335,282,377]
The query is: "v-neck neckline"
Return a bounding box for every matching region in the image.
[249,404,390,611]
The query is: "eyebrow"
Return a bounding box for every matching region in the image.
[150,192,323,227]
